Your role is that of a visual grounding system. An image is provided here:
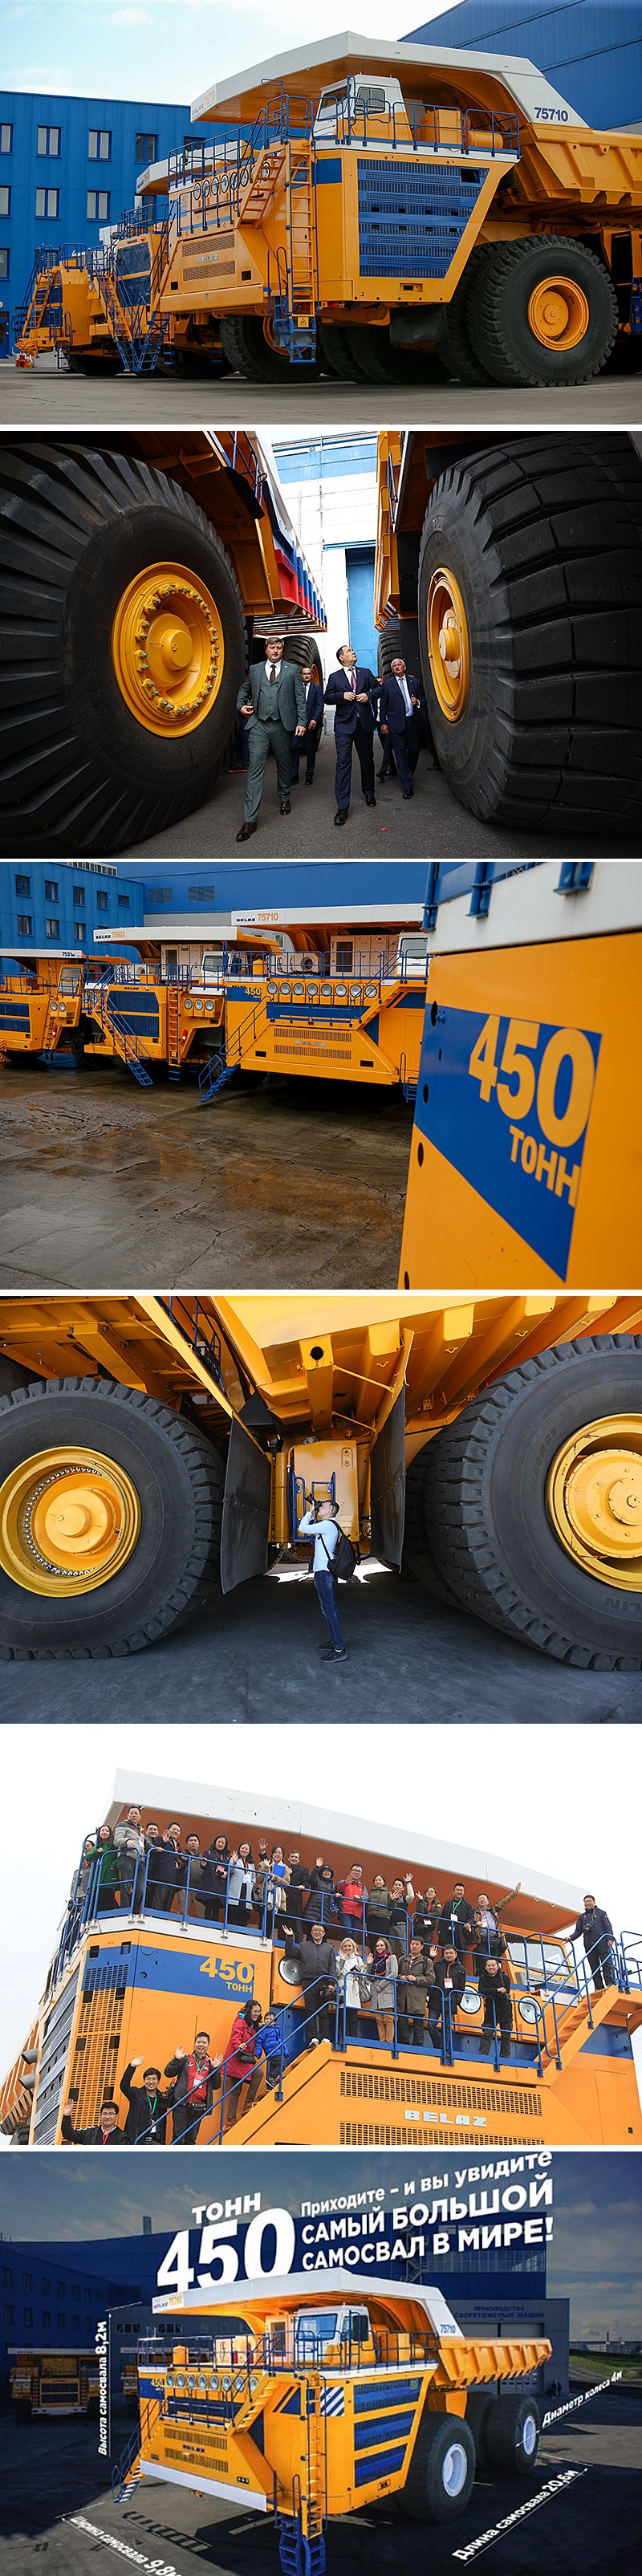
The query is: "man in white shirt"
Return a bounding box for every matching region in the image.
[378,655,425,797]
[298,1499,347,1660]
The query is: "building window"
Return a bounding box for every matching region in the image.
[117,895,130,911]
[2,2266,12,2288]
[71,2285,80,2303]
[96,891,108,910]
[43,2310,51,2327]
[58,2312,66,2331]
[57,2282,66,2299]
[73,923,85,944]
[0,124,13,154]
[46,917,60,940]
[14,874,30,896]
[136,132,157,165]
[0,186,10,217]
[88,129,112,161]
[0,250,8,281]
[35,187,59,219]
[73,885,85,907]
[44,881,58,902]
[37,125,60,156]
[87,190,110,223]
[41,2277,50,2295]
[148,888,173,906]
[23,2307,33,2327]
[3,2306,13,2326]
[22,2272,32,2291]
[16,915,31,936]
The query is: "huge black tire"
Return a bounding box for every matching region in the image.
[414,1333,642,1669]
[0,1377,225,1659]
[461,2391,495,2469]
[399,2412,476,2523]
[220,315,321,382]
[0,441,247,854]
[282,632,325,687]
[318,323,372,381]
[343,327,447,386]
[484,2394,541,2476]
[416,435,642,829]
[401,1451,459,1605]
[468,238,618,388]
[441,249,492,384]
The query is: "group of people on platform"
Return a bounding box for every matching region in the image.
[233,638,433,839]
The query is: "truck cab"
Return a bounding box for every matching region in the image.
[292,2302,375,2367]
[313,75,408,145]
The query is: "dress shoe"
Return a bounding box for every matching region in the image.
[364,792,376,807]
[291,774,299,786]
[403,787,413,799]
[334,808,348,826]
[305,774,314,786]
[280,798,291,815]
[236,820,257,841]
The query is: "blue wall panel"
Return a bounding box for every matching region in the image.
[406,5,642,128]
[0,90,209,352]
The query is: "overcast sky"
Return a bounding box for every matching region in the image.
[0,2147,640,2341]
[0,1721,640,2082]
[4,3,452,103]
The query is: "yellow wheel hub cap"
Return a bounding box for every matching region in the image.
[426,567,470,721]
[527,278,590,352]
[0,1447,141,1595]
[112,559,225,737]
[547,1416,642,1591]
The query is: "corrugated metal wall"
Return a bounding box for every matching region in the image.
[406,4,642,127]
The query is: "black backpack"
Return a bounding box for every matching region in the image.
[320,1526,360,1583]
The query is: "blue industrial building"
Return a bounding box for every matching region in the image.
[0,89,208,355]
[0,862,142,965]
[406,3,642,128]
[0,863,538,969]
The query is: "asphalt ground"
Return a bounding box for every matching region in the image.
[125,733,632,863]
[2,354,641,431]
[0,1058,412,1289]
[0,2389,640,2573]
[2,1563,640,1722]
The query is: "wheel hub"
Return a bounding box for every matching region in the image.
[443,2440,468,2497]
[547,1415,642,1590]
[0,1446,141,1595]
[111,559,225,737]
[527,277,590,352]
[426,567,470,720]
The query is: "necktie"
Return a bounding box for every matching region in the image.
[350,668,356,693]
[269,664,275,685]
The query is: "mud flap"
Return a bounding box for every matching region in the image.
[220,1418,272,1595]
[370,1382,406,1570]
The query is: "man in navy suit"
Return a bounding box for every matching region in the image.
[324,644,380,825]
[378,657,424,798]
[291,664,324,786]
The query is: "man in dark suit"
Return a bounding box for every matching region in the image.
[236,637,307,839]
[61,2095,126,2143]
[119,2058,173,2143]
[324,644,380,825]
[291,666,324,785]
[378,656,424,797]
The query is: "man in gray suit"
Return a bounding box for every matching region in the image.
[235,638,307,839]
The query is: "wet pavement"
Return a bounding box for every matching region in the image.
[0,1059,411,1289]
[2,1563,640,1722]
[1,2390,640,2572]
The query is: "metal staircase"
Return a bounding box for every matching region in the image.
[199,997,267,1102]
[166,983,181,1080]
[90,987,154,1087]
[111,2425,143,2504]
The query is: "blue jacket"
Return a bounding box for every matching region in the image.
[299,678,324,729]
[324,665,380,735]
[378,672,423,733]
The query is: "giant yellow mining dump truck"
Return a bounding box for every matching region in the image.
[375,429,642,833]
[0,1291,640,1668]
[1,1774,640,2148]
[0,433,325,855]
[15,36,642,388]
[114,2274,550,2558]
[9,2348,100,2420]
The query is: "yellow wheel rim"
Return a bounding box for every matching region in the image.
[426,567,470,721]
[0,1446,141,1596]
[527,278,590,352]
[547,1415,642,1592]
[111,559,225,737]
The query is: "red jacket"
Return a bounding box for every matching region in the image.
[223,2013,258,2079]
